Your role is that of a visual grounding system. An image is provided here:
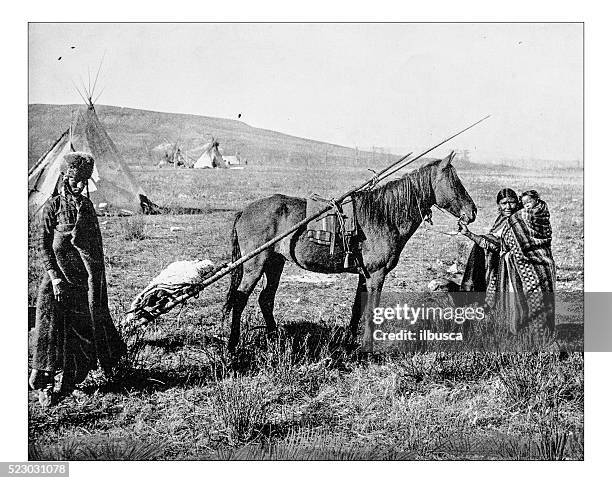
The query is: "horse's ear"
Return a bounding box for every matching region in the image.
[440,151,455,169]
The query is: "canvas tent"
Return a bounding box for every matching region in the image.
[29,101,159,216]
[152,141,190,168]
[193,138,227,168]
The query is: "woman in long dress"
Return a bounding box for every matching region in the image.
[458,188,556,335]
[29,152,126,407]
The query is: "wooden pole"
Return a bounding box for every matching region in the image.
[132,115,490,319]
[215,115,491,274]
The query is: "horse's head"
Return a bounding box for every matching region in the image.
[431,152,477,223]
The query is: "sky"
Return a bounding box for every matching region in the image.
[29,23,583,162]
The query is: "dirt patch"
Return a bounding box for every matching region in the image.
[283,273,340,285]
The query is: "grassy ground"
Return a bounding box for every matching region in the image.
[28,161,583,460]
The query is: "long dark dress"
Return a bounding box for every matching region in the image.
[461,206,556,334]
[32,190,125,388]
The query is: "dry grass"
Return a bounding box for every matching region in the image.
[212,375,272,444]
[30,437,163,461]
[28,161,583,460]
[119,216,147,241]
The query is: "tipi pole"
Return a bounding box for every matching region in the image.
[28,129,70,176]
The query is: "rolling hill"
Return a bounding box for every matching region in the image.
[29,104,581,173]
[28,104,374,169]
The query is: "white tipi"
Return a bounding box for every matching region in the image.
[193,138,227,169]
[29,99,159,216]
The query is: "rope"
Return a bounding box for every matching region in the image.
[364,169,381,190]
[416,202,461,237]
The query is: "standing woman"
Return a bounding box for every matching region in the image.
[458,188,556,335]
[29,152,126,407]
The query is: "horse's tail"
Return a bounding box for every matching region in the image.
[223,211,243,319]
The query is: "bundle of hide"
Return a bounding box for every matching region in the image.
[126,259,217,325]
[145,259,216,288]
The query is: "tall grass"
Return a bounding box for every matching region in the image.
[212,375,271,445]
[29,437,163,461]
[497,352,583,410]
[120,216,147,241]
[219,428,402,460]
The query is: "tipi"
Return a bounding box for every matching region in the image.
[152,141,189,168]
[29,100,159,216]
[193,138,227,169]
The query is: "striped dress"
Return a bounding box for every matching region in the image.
[476,201,556,334]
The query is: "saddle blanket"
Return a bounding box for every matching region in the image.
[305,196,357,255]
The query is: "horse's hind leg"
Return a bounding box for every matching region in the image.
[347,274,367,346]
[228,254,267,352]
[259,254,285,338]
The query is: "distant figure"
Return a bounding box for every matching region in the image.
[57,56,62,61]
[238,113,242,119]
[29,152,126,407]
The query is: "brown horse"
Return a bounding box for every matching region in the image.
[223,153,477,352]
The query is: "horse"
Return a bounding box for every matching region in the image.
[223,152,477,352]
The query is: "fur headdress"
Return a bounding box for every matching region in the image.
[63,152,95,182]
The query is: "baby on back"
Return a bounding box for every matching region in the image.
[518,189,552,239]
[521,190,544,210]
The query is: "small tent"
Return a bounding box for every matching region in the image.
[29,100,159,216]
[193,138,227,169]
[152,141,190,168]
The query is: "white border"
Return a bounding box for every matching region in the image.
[5,2,610,480]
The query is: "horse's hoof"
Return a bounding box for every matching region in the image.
[354,350,375,365]
[265,330,279,344]
[359,341,374,354]
[227,339,239,354]
[342,338,360,354]
[324,351,350,372]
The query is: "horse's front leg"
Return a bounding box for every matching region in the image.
[360,270,387,353]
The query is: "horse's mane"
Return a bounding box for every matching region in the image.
[354,160,438,228]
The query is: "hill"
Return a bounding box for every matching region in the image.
[28,104,376,169]
[30,104,581,173]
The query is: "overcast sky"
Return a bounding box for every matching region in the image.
[29,23,582,162]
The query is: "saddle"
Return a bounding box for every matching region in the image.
[305,195,360,269]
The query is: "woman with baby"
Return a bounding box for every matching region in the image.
[458,188,556,335]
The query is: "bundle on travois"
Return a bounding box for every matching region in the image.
[124,259,218,331]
